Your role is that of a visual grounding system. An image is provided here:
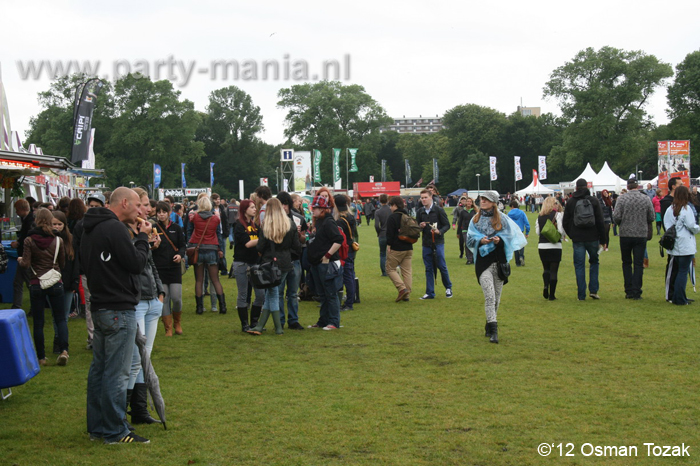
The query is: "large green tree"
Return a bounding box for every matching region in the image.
[543,46,673,174]
[277,81,392,187]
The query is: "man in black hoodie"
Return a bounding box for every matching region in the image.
[82,187,152,445]
[563,178,606,300]
[11,199,34,309]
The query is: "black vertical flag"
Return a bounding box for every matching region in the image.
[71,78,104,163]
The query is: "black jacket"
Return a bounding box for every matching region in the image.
[256,218,302,272]
[563,188,606,243]
[415,202,450,247]
[386,208,413,251]
[307,215,343,265]
[16,211,34,257]
[80,208,150,310]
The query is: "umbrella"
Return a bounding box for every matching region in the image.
[691,258,697,293]
[431,228,438,280]
[134,327,167,430]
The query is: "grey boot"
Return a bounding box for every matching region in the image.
[247,309,270,335]
[271,310,284,335]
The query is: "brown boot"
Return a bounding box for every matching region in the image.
[643,258,649,268]
[162,315,173,337]
[172,312,183,335]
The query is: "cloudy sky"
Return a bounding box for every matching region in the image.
[2,0,698,147]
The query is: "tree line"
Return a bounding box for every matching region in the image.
[25,46,700,197]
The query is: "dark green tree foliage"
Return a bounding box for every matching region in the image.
[277,81,392,187]
[543,46,673,174]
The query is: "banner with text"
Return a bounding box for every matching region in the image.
[514,156,522,181]
[489,157,497,181]
[313,150,322,183]
[349,148,359,172]
[294,151,312,193]
[538,156,547,180]
[658,140,690,195]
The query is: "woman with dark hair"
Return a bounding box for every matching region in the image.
[663,185,700,305]
[67,197,86,232]
[18,208,68,366]
[247,198,301,335]
[57,196,71,215]
[232,199,265,331]
[458,197,478,264]
[152,201,186,336]
[50,211,79,351]
[600,190,613,250]
[188,195,226,314]
[307,195,344,330]
[335,194,358,311]
[466,191,527,344]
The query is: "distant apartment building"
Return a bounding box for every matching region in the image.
[517,106,541,117]
[381,115,444,134]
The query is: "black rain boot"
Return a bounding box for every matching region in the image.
[271,310,284,335]
[195,296,204,315]
[489,322,499,344]
[542,272,550,300]
[247,309,270,335]
[217,294,227,314]
[549,280,558,301]
[250,305,262,328]
[130,383,160,425]
[125,389,135,431]
[237,307,250,332]
[484,321,491,337]
[354,277,361,303]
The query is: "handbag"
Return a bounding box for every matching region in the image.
[247,242,282,289]
[540,218,561,243]
[494,239,510,284]
[340,217,360,251]
[157,222,187,275]
[186,215,213,265]
[32,237,62,289]
[659,223,677,256]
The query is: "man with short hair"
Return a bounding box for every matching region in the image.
[254,186,272,224]
[11,199,34,310]
[226,199,239,249]
[374,194,392,277]
[82,187,152,444]
[386,196,413,302]
[563,178,606,300]
[613,178,655,300]
[660,177,681,228]
[416,189,453,299]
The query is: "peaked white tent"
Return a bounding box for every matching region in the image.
[515,174,555,196]
[592,161,626,192]
[573,163,598,183]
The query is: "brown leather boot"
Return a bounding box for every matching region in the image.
[162,315,174,337]
[643,258,649,268]
[172,312,183,335]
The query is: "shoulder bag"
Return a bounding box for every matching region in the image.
[541,215,562,243]
[659,216,678,257]
[32,237,62,289]
[186,215,213,266]
[158,222,187,275]
[247,241,282,289]
[340,216,360,251]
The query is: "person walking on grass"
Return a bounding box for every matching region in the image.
[663,185,700,305]
[374,194,391,277]
[458,197,478,265]
[563,178,606,301]
[416,189,453,299]
[466,191,527,343]
[536,197,566,301]
[612,178,655,300]
[82,187,152,444]
[385,196,414,302]
[507,199,530,266]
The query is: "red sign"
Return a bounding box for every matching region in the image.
[353,181,401,198]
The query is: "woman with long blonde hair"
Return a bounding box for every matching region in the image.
[536,196,566,301]
[247,198,301,335]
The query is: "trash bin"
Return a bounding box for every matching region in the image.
[0,241,17,304]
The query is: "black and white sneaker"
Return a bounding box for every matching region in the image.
[105,432,150,444]
[445,288,453,298]
[420,294,434,300]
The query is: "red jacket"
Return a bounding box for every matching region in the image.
[188,211,221,248]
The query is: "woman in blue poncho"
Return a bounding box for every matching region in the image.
[466,191,527,343]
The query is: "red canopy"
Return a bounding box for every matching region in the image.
[353,182,401,198]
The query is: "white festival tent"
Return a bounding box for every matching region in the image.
[515,173,555,196]
[591,161,627,192]
[573,163,599,184]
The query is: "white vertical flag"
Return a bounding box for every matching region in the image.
[538,156,547,180]
[514,156,522,181]
[489,156,497,181]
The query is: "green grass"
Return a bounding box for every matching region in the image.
[2,210,699,465]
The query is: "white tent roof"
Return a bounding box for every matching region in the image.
[515,177,555,196]
[592,161,626,188]
[573,163,598,183]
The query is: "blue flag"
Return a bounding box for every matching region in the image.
[181,163,186,188]
[154,164,161,189]
[210,162,215,187]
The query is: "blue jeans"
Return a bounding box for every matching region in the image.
[310,263,341,328]
[672,255,693,305]
[572,241,600,300]
[264,271,289,312]
[378,236,388,275]
[514,247,525,266]
[279,261,301,325]
[422,243,452,297]
[342,250,356,308]
[129,298,163,387]
[52,289,74,349]
[87,309,136,442]
[30,283,67,360]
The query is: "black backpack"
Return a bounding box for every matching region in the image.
[573,197,595,228]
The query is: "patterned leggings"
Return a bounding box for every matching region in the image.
[479,263,503,323]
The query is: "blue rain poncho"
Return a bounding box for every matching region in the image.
[466,210,528,262]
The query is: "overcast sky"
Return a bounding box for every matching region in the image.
[2,0,699,148]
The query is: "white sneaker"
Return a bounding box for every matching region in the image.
[446,288,453,298]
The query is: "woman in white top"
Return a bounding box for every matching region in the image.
[536,196,566,300]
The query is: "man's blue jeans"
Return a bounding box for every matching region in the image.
[572,241,600,300]
[310,263,341,328]
[279,261,301,325]
[87,309,136,443]
[422,243,452,298]
[378,236,388,275]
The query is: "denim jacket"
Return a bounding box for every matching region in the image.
[663,205,700,256]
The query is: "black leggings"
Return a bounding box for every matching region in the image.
[194,263,223,297]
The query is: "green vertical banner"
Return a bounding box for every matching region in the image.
[333,148,341,184]
[313,149,322,183]
[348,148,359,172]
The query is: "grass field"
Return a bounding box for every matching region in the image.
[1,210,699,465]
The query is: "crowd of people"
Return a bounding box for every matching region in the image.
[6,175,699,444]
